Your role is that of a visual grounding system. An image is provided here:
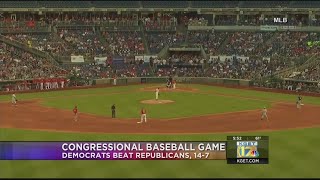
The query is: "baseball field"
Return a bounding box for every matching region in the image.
[0,83,320,178]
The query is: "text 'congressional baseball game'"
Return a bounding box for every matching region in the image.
[0,141,227,160]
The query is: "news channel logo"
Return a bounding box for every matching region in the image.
[237,141,259,158]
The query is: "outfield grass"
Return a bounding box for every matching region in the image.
[0,127,319,178]
[41,91,269,119]
[1,84,320,178]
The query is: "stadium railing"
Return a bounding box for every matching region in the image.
[1,77,319,94]
[93,77,251,87]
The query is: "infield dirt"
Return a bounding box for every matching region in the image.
[1,85,320,134]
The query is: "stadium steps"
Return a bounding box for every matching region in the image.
[0,34,60,66]
[275,54,319,78]
[96,28,108,46]
[140,23,151,54]
[216,33,232,54]
[264,32,278,45]
[176,24,188,35]
[157,45,170,58]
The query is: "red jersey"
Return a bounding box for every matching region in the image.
[73,108,78,114]
[141,109,146,114]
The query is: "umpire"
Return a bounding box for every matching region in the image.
[111,104,116,118]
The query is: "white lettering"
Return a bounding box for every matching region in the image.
[62,143,68,151]
[198,143,226,151]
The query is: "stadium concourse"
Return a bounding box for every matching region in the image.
[0,3,320,93]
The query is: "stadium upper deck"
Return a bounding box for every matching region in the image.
[0,1,319,8]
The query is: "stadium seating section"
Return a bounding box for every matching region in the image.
[0,3,319,92]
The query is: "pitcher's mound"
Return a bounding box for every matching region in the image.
[140,99,175,104]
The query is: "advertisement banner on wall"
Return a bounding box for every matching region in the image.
[236,56,249,63]
[135,56,144,61]
[94,57,108,65]
[219,56,233,62]
[209,56,219,62]
[263,57,271,62]
[260,25,278,31]
[71,56,85,63]
[143,55,158,63]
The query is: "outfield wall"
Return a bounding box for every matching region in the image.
[94,77,250,87]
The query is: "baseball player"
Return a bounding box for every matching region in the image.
[61,78,65,88]
[113,76,117,86]
[11,93,17,106]
[111,104,116,118]
[155,88,160,100]
[173,80,176,89]
[296,94,303,110]
[40,78,44,90]
[261,107,270,127]
[138,108,147,123]
[73,105,78,121]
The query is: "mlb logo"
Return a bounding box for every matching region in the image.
[237,141,259,158]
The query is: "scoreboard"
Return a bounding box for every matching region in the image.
[226,136,269,164]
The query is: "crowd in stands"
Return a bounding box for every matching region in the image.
[59,29,107,57]
[0,43,66,81]
[102,31,145,57]
[238,15,262,26]
[1,13,320,93]
[267,32,315,57]
[215,15,237,25]
[54,13,138,26]
[146,32,185,53]
[285,61,320,82]
[6,33,70,56]
[221,32,273,56]
[1,12,320,31]
[187,16,209,26]
[152,52,206,66]
[141,14,177,31]
[187,31,229,55]
[203,56,290,79]
[62,59,153,79]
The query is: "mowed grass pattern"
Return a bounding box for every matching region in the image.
[1,84,320,178]
[0,127,320,178]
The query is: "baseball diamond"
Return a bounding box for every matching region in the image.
[1,83,320,178]
[1,0,320,178]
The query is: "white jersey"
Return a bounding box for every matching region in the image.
[12,94,17,104]
[262,108,267,115]
[156,88,159,94]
